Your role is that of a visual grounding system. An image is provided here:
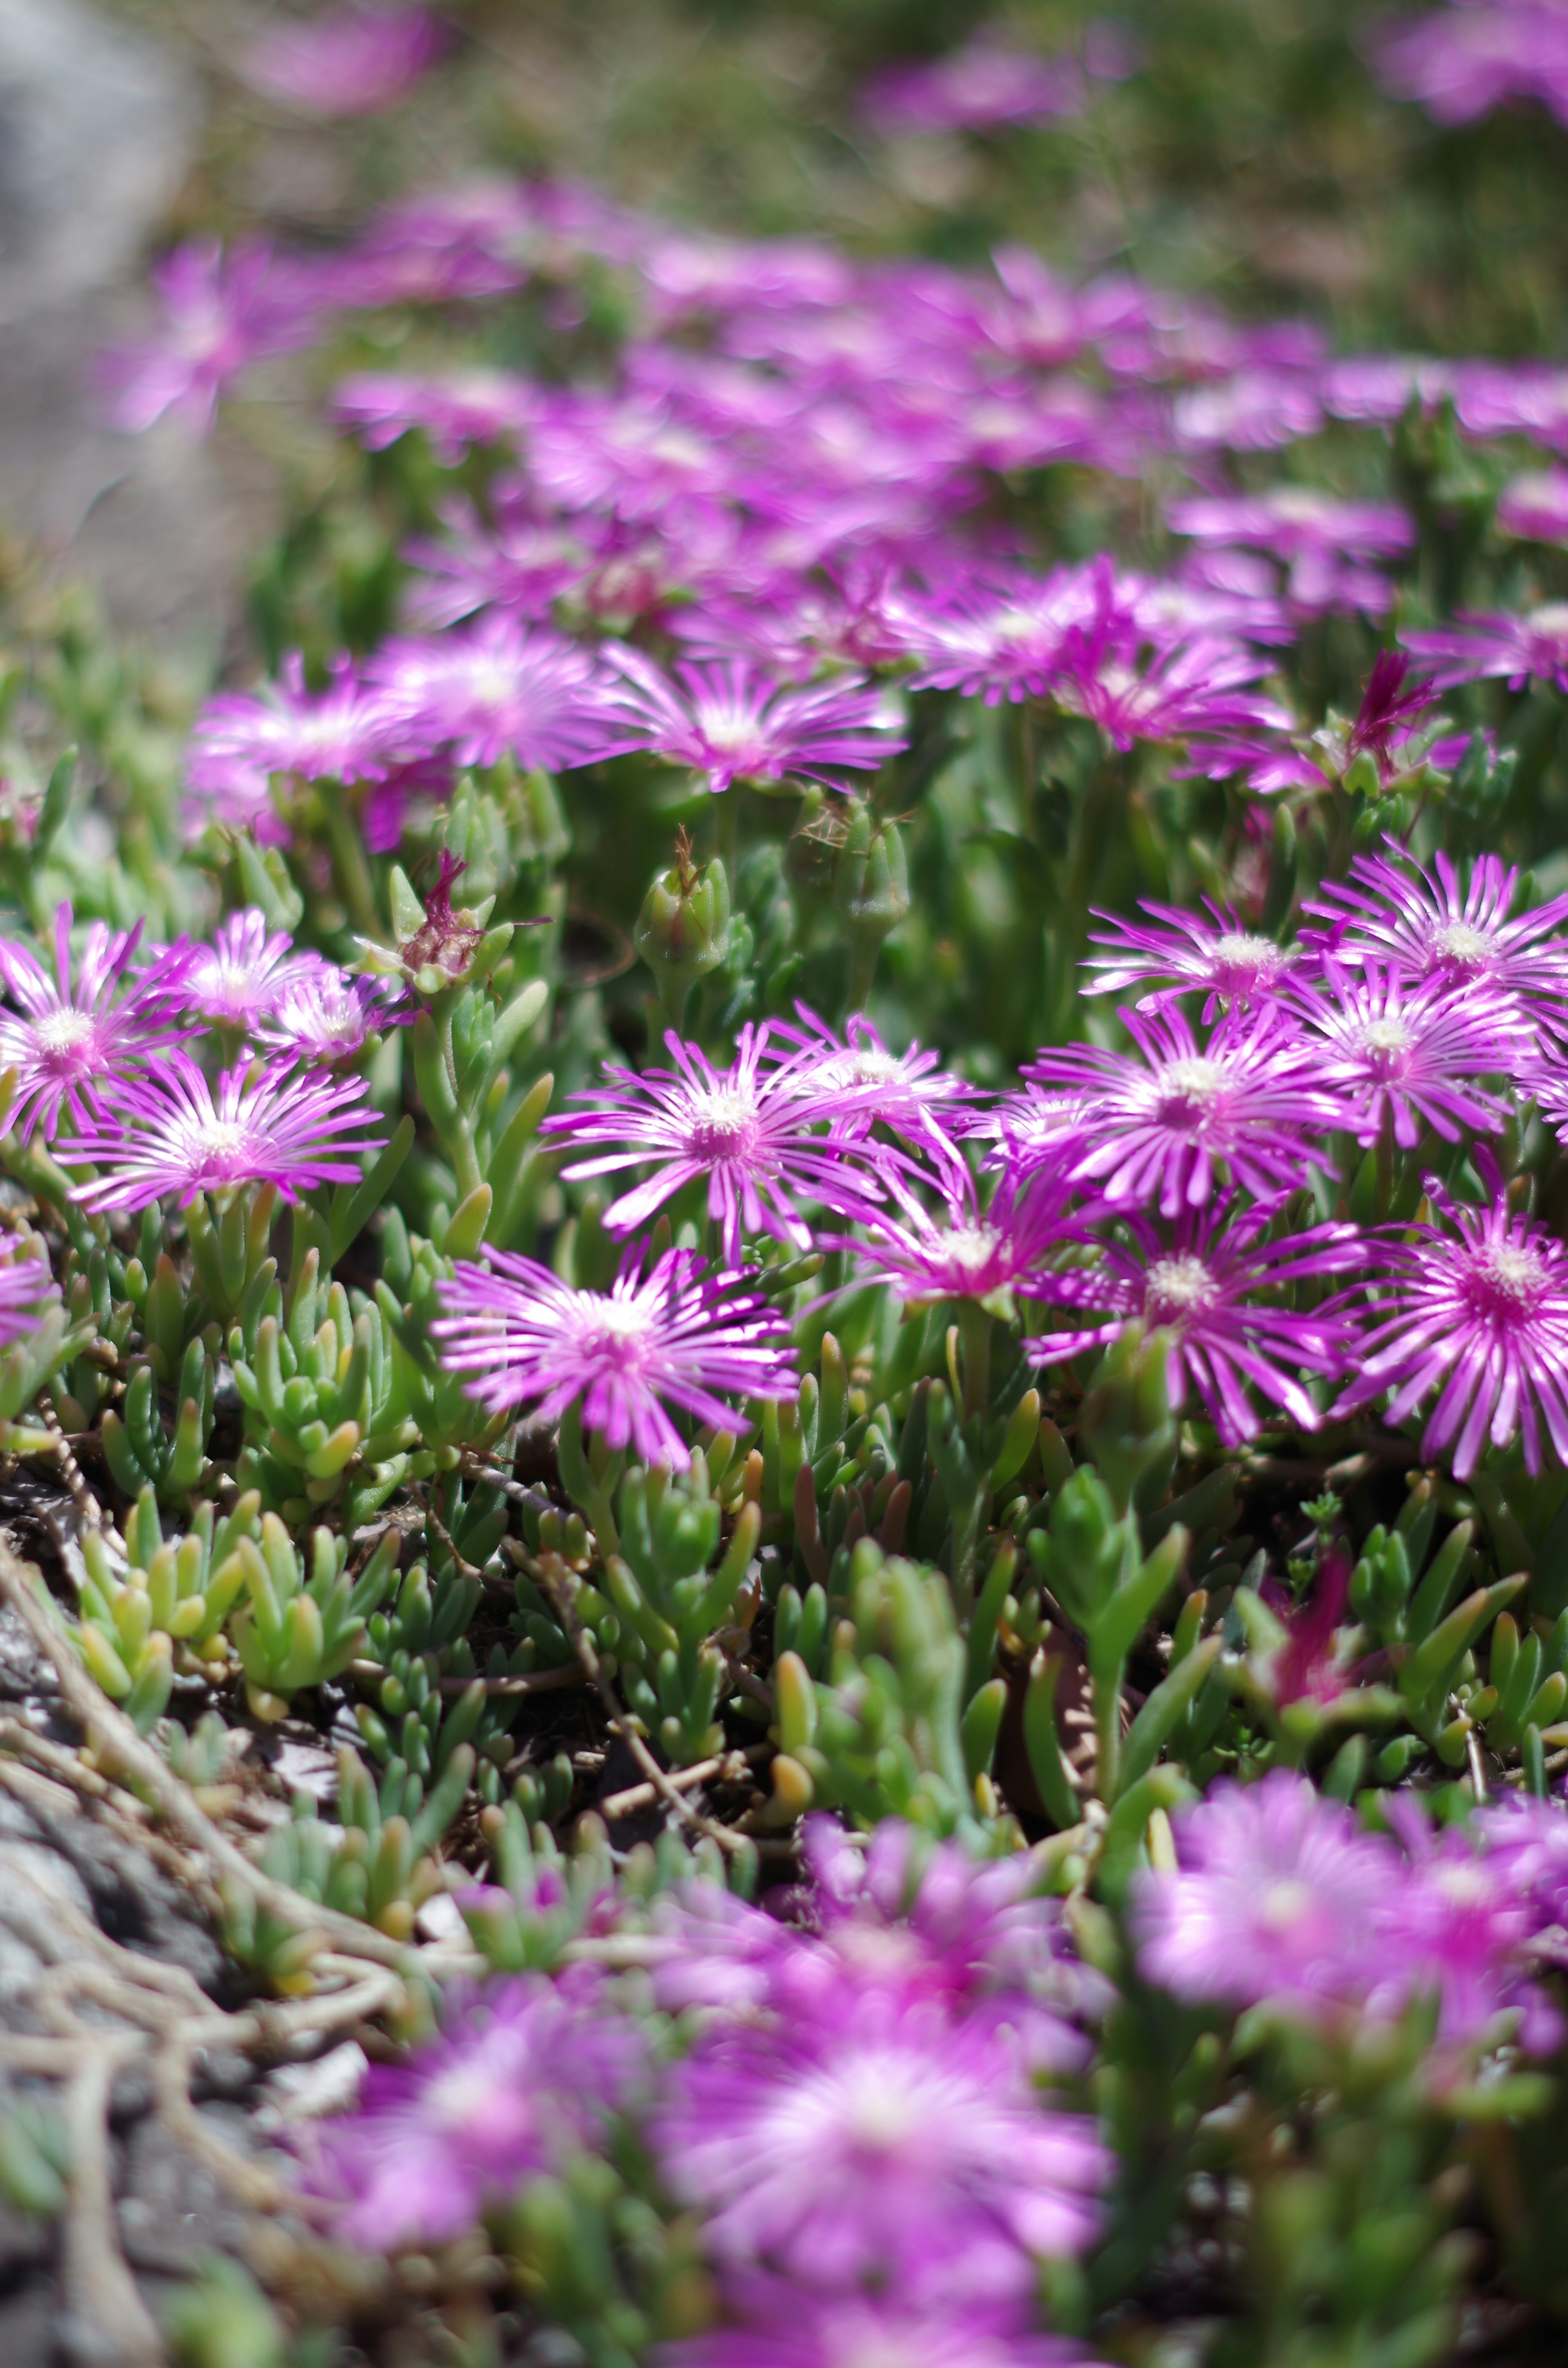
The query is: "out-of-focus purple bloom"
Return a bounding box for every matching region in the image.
[1083,899,1301,1017]
[431,1244,795,1462]
[1025,1008,1346,1217]
[1055,633,1287,752]
[834,1169,1078,1319]
[1379,1805,1561,2052]
[542,1024,893,1263]
[762,1008,983,1156]
[1402,603,1568,692]
[652,1984,1108,2305]
[1167,489,1414,564]
[102,239,322,437]
[252,968,412,1064]
[1338,1182,1568,1478]
[862,36,1088,135]
[969,1083,1101,1182]
[596,651,905,796]
[1497,466,1568,541]
[69,1053,385,1212]
[186,656,401,844]
[1170,370,1324,452]
[182,911,318,1035]
[1370,1,1568,129]
[295,1972,642,2248]
[402,504,589,627]
[332,370,537,461]
[1302,847,1568,1018]
[240,4,449,118]
[0,907,191,1145]
[0,1235,67,1347]
[1288,962,1519,1148]
[1131,1773,1398,2013]
[1477,1795,1568,1929]
[661,2290,1110,2368]
[1027,1198,1362,1444]
[367,618,610,772]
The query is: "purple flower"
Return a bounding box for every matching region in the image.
[651,1984,1108,2304]
[1401,603,1568,693]
[1026,1198,1362,1445]
[0,907,191,1145]
[1476,1794,1568,1927]
[367,618,610,772]
[541,1023,894,1263]
[1287,963,1519,1148]
[182,911,319,1035]
[68,1054,385,1213]
[835,1170,1078,1319]
[1497,466,1568,542]
[332,370,536,462]
[1131,1773,1398,2013]
[295,1973,642,2248]
[1166,489,1414,566]
[1082,900,1301,1017]
[252,968,412,1064]
[402,504,589,628]
[186,656,401,844]
[0,1237,65,1348]
[762,1008,984,1157]
[1054,633,1287,753]
[1370,2,1568,129]
[240,4,449,118]
[1337,1183,1568,1477]
[1025,1008,1346,1217]
[862,37,1088,136]
[596,651,905,796]
[1301,846,1568,1013]
[101,239,322,437]
[430,1244,796,1463]
[1379,1806,1561,2052]
[660,2291,1108,2368]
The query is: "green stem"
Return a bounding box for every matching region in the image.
[435,997,483,1200]
[1093,1660,1122,1804]
[846,934,882,1016]
[715,783,739,883]
[957,1299,992,1424]
[321,791,380,937]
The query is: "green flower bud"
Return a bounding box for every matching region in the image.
[833,805,909,1006]
[634,834,731,1023]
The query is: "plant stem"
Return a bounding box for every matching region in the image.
[321,790,380,937]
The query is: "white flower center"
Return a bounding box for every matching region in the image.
[1157,1055,1229,1119]
[1429,919,1492,970]
[585,1297,657,1349]
[1146,1252,1215,1319]
[689,1081,760,1156]
[695,710,765,756]
[1213,931,1281,985]
[196,1120,253,1166]
[1257,1878,1315,1933]
[840,2063,921,2153]
[1357,1016,1412,1065]
[34,1009,95,1055]
[1529,602,1568,647]
[938,1223,1000,1284]
[1470,1240,1546,1311]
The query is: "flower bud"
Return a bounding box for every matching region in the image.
[833,805,909,1003]
[634,836,731,1021]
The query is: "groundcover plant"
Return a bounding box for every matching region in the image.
[23,2,1568,2363]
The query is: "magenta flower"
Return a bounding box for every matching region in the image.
[0,1237,66,1348]
[1301,846,1568,1014]
[1082,899,1301,1017]
[1053,633,1287,752]
[1497,467,1568,542]
[430,1244,796,1463]
[252,968,412,1064]
[1337,1184,1568,1478]
[1288,963,1519,1148]
[240,4,449,118]
[541,1023,894,1263]
[0,907,191,1145]
[862,37,1088,135]
[367,618,611,773]
[1167,489,1414,566]
[835,1170,1078,1319]
[651,1984,1108,2305]
[1370,2,1568,129]
[295,1973,643,2249]
[1025,1008,1347,1217]
[1026,1198,1362,1445]
[182,911,319,1035]
[1131,1773,1398,2013]
[596,651,905,796]
[68,1054,385,1213]
[898,566,1123,706]
[101,238,322,437]
[1401,603,1568,693]
[762,1008,984,1157]
[968,1084,1100,1184]
[403,505,589,628]
[1379,1806,1561,2053]
[185,655,401,844]
[332,370,536,462]
[662,2291,1109,2368]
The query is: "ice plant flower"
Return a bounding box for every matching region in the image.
[0,1236,66,1348]
[1025,1007,1347,1217]
[834,1169,1078,1321]
[651,1983,1108,2305]
[430,1244,796,1462]
[1370,1,1568,129]
[1337,1182,1568,1477]
[662,2290,1111,2368]
[240,5,448,118]
[1288,963,1519,1147]
[367,618,612,772]
[1497,466,1568,542]
[295,1973,643,2249]
[1301,846,1568,1017]
[0,907,192,1145]
[862,37,1088,136]
[100,238,322,436]
[541,1023,894,1263]
[182,911,320,1035]
[185,655,401,843]
[1379,1805,1562,2053]
[1401,603,1568,693]
[1082,898,1301,1017]
[595,650,906,795]
[68,1054,386,1213]
[252,967,412,1064]
[762,1008,984,1156]
[1026,1198,1362,1445]
[1131,1773,1397,2013]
